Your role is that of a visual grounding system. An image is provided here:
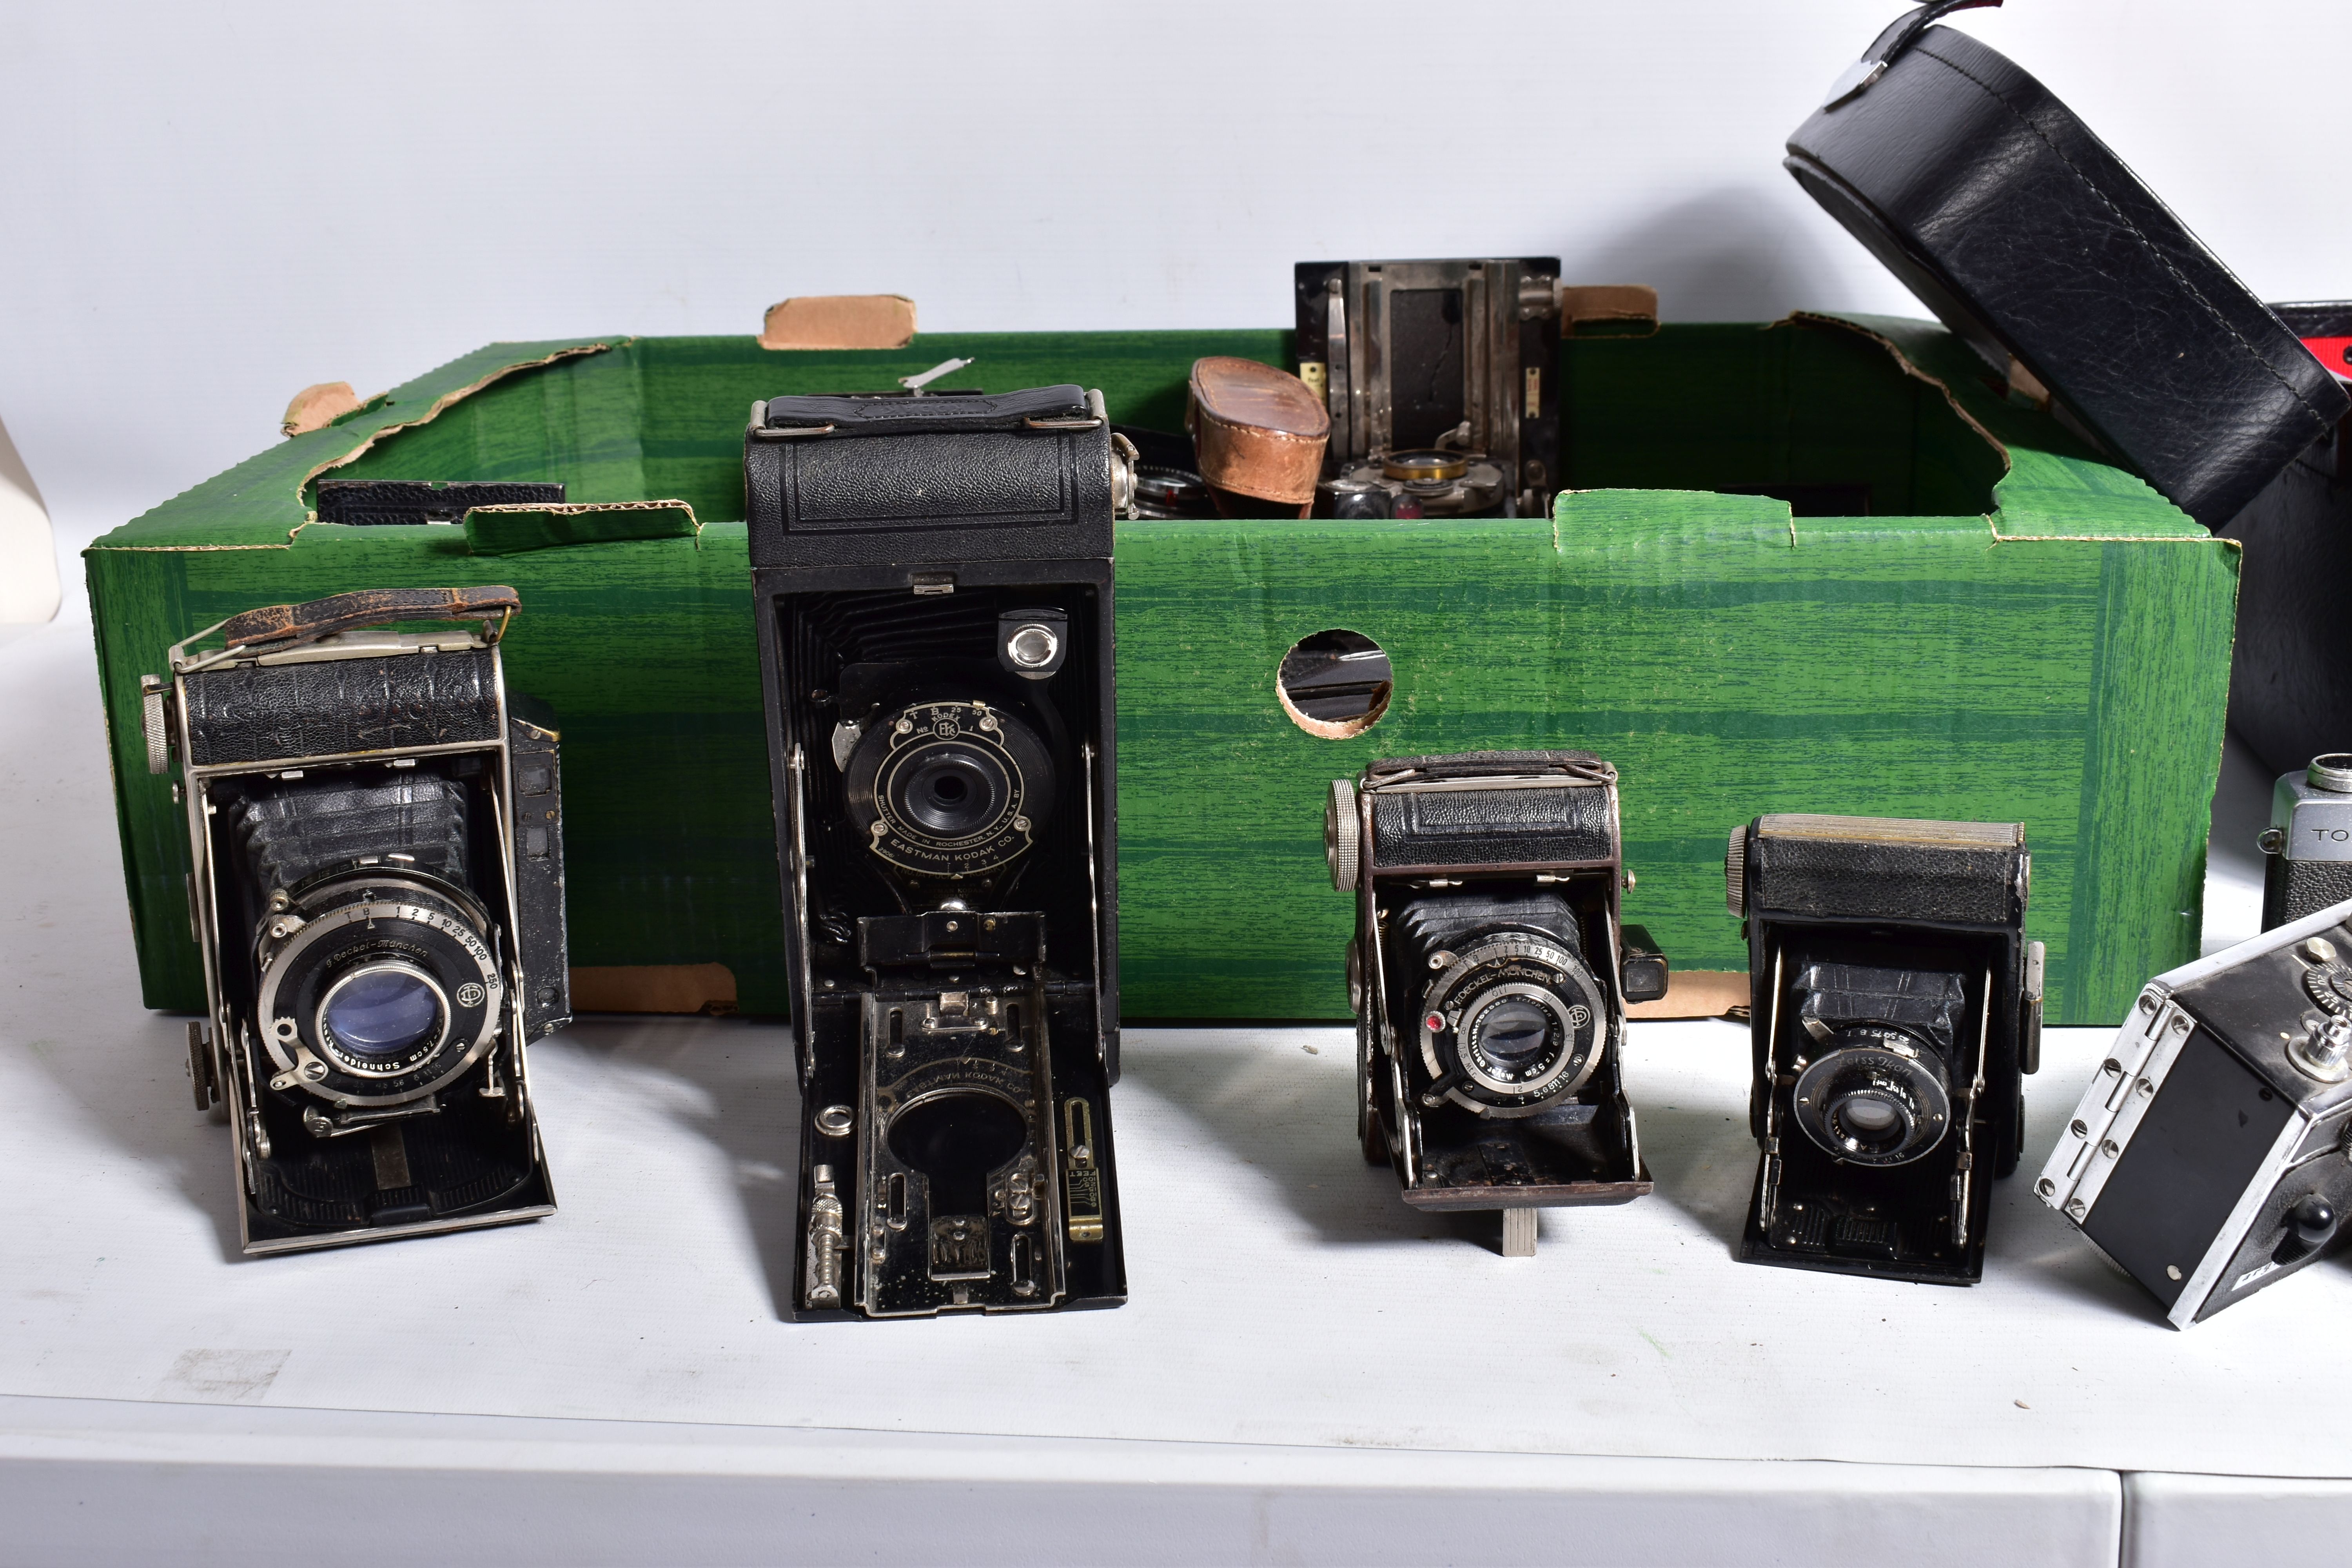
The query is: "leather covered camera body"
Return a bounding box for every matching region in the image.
[143,586,569,1255]
[1327,750,1666,1256]
[1728,813,2040,1284]
[745,385,1132,1320]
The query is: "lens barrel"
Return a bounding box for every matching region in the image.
[252,867,504,1105]
[1790,1027,1953,1166]
[845,697,1055,880]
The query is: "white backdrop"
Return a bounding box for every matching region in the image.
[2,0,2347,535]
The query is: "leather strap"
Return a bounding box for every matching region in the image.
[1825,0,2001,108]
[220,585,520,651]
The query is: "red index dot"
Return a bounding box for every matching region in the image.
[1425,1013,1446,1033]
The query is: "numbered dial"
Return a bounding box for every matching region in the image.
[1417,934,1606,1109]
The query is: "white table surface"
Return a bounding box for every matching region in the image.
[2,528,2341,1565]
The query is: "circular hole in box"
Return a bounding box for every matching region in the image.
[1277,629,1392,740]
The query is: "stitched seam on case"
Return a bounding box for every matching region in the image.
[1915,41,2332,432]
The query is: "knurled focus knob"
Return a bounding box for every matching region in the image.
[140,676,173,776]
[1327,777,1361,893]
[1724,824,1748,916]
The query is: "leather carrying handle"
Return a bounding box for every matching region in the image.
[219,585,520,652]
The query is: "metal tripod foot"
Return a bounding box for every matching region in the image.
[1501,1208,1537,1258]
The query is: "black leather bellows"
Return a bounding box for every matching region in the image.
[1787,2,2347,529]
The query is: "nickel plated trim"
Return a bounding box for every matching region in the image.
[254,894,503,1106]
[1421,935,1604,1108]
[1372,776,1611,795]
[183,735,507,781]
[786,745,816,1082]
[169,615,504,678]
[1954,960,1993,1243]
[1081,739,1106,1068]
[1377,858,1618,880]
[2036,988,2167,1215]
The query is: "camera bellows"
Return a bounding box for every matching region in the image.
[231,775,468,889]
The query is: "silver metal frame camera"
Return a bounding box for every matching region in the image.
[142,586,566,1255]
[1329,751,1665,1257]
[2259,753,2352,929]
[2040,899,2352,1327]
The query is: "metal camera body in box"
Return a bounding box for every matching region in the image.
[143,586,568,1255]
[2040,905,2352,1327]
[1293,259,1561,519]
[1328,751,1666,1257]
[746,384,1130,1321]
[2260,755,2352,930]
[1729,813,2040,1284]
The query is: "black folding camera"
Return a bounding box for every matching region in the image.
[746,384,1132,1320]
[2259,753,2352,930]
[1328,751,1666,1256]
[2040,907,2352,1326]
[1727,813,2040,1283]
[1294,258,1561,519]
[141,586,568,1254]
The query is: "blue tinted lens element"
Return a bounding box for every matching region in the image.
[323,967,441,1056]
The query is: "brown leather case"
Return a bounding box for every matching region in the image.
[1187,356,1330,512]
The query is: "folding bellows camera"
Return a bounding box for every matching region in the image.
[745,384,1133,1320]
[142,586,569,1255]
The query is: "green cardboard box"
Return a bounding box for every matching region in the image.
[88,314,2234,1027]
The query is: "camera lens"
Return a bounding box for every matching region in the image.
[1476,998,1554,1070]
[893,746,1010,838]
[1791,1031,1951,1166]
[847,699,1056,879]
[319,962,446,1058]
[1828,1088,1911,1154]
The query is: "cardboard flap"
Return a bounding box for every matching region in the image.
[281,382,366,437]
[1561,284,1660,339]
[759,294,917,351]
[463,501,700,557]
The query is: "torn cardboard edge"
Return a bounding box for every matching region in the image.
[291,341,624,539]
[759,294,917,351]
[570,963,739,1016]
[1779,312,2012,487]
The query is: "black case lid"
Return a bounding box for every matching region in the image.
[1786,8,2347,529]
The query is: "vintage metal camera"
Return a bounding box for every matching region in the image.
[1328,751,1666,1256]
[746,384,1132,1320]
[1727,814,2040,1283]
[2040,905,2352,1326]
[2259,754,2352,929]
[141,586,568,1254]
[1294,258,1562,519]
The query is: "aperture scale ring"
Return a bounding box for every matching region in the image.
[254,895,504,1107]
[1417,934,1606,1111]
